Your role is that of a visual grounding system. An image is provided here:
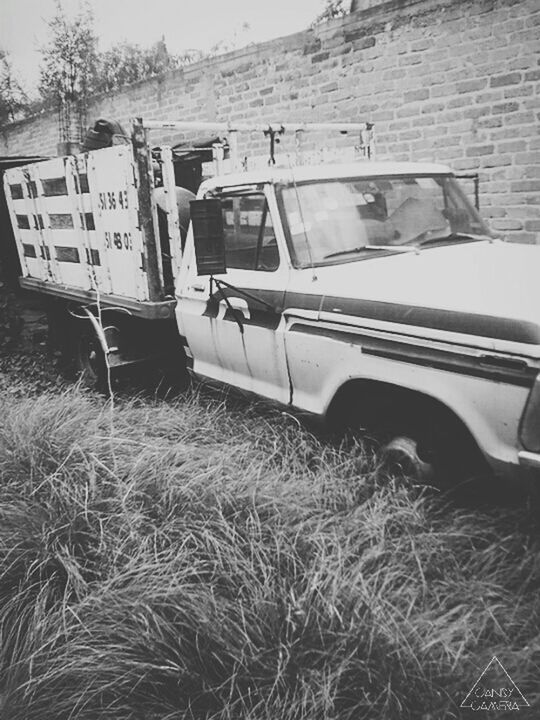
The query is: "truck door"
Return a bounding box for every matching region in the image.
[177,187,291,404]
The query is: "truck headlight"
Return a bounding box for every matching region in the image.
[520,375,540,453]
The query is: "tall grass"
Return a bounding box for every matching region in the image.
[0,386,539,719]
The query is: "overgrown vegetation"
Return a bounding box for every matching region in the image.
[313,0,349,25]
[0,51,29,125]
[94,40,201,96]
[2,0,347,128]
[37,1,239,109]
[38,1,99,109]
[0,290,22,350]
[39,4,193,105]
[0,376,539,719]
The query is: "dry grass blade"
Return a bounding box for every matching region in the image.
[0,386,539,719]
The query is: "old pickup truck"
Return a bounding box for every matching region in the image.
[3,119,540,482]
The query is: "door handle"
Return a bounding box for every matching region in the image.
[192,283,205,292]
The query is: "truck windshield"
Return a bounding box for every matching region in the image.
[279,175,493,267]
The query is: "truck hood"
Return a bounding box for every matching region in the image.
[309,240,540,353]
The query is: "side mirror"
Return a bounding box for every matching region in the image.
[190,198,226,276]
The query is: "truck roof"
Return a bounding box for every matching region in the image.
[202,161,453,191]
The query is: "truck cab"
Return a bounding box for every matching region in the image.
[177,162,540,482]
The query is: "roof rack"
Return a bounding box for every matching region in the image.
[134,118,374,171]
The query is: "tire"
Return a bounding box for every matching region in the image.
[379,435,436,483]
[377,417,485,488]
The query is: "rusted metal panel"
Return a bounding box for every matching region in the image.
[158,146,183,286]
[131,118,163,302]
[18,276,176,319]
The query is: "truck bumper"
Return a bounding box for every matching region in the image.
[518,450,540,472]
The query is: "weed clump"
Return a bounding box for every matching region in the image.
[0,388,539,719]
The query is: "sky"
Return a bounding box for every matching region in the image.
[0,0,329,95]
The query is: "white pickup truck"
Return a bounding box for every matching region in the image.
[4,120,540,482]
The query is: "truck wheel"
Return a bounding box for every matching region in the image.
[379,435,435,483]
[378,422,484,487]
[75,328,110,393]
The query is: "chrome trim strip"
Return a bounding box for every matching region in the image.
[518,451,540,470]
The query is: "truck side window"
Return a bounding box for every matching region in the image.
[221,194,279,271]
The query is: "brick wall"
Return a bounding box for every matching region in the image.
[1,0,539,242]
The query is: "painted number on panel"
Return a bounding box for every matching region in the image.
[98,190,128,211]
[105,231,133,251]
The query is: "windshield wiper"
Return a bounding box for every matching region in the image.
[323,245,417,260]
[416,232,491,247]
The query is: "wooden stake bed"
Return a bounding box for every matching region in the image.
[3,137,179,313]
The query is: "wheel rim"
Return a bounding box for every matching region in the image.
[380,435,435,482]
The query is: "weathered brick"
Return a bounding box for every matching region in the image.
[492,218,524,230]
[399,129,422,141]
[353,37,376,51]
[403,88,430,103]
[504,232,537,243]
[482,207,507,218]
[475,91,504,105]
[430,83,458,98]
[511,180,540,192]
[421,102,445,114]
[433,135,462,148]
[516,151,540,164]
[503,84,533,98]
[480,154,513,167]
[463,106,491,119]
[447,96,474,109]
[457,79,488,94]
[321,82,338,94]
[466,144,495,157]
[398,54,423,66]
[371,110,394,122]
[477,116,503,128]
[395,104,423,118]
[311,52,330,64]
[343,27,370,43]
[302,37,322,55]
[508,54,538,71]
[436,146,465,160]
[492,102,520,114]
[504,110,536,125]
[490,72,522,87]
[490,126,535,141]
[410,39,432,52]
[497,140,527,152]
